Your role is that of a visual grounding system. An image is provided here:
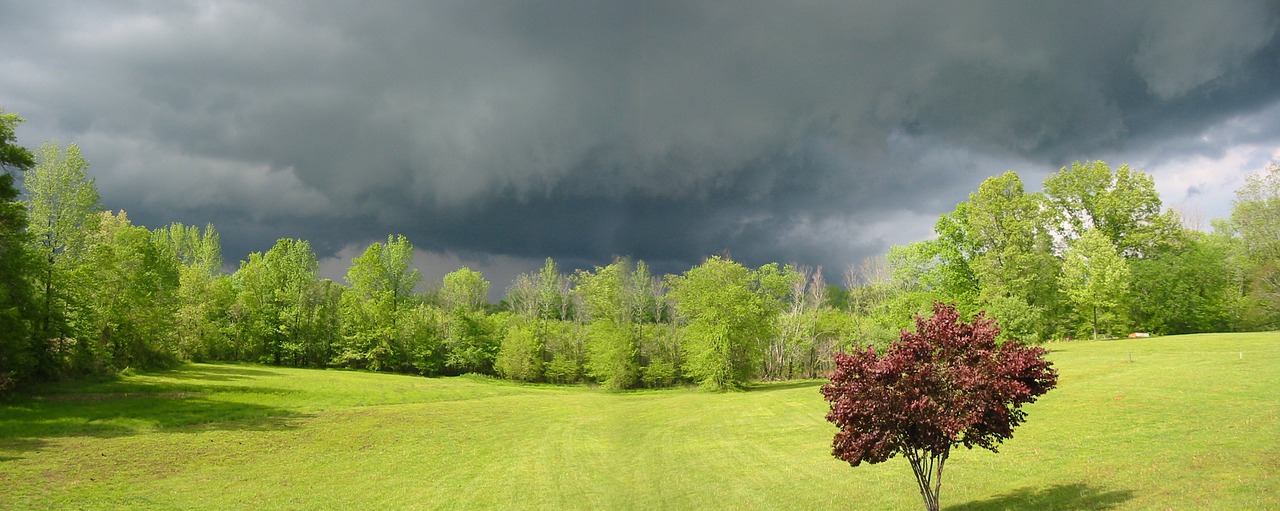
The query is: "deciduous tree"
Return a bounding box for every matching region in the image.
[667,256,785,390]
[24,141,102,373]
[1230,164,1280,328]
[340,235,422,370]
[1059,229,1130,339]
[821,302,1057,511]
[1043,161,1181,258]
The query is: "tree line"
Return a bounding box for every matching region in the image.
[844,162,1279,345]
[2,109,1277,391]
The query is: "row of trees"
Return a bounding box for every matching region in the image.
[1,111,846,390]
[2,108,1278,391]
[842,162,1280,344]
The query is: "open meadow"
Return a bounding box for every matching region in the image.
[2,332,1277,510]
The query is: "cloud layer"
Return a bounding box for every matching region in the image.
[4,1,1279,285]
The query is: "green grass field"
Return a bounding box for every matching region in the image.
[2,332,1277,510]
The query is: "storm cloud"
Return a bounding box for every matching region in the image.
[3,1,1279,285]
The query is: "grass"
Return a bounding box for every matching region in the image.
[1,332,1277,510]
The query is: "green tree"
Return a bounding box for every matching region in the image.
[495,318,544,381]
[962,172,1059,341]
[440,267,490,312]
[1230,164,1280,329]
[498,258,575,381]
[572,258,674,389]
[929,205,981,311]
[83,211,180,370]
[1043,161,1181,258]
[1059,229,1131,340]
[155,223,231,360]
[1129,231,1241,334]
[24,141,102,374]
[771,266,827,380]
[232,239,325,366]
[0,109,37,388]
[339,235,422,370]
[667,256,784,390]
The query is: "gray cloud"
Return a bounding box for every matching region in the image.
[3,1,1279,285]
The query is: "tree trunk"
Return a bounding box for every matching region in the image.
[1093,305,1098,341]
[906,448,948,511]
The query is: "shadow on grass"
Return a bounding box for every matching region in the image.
[746,380,825,393]
[160,364,285,381]
[946,483,1135,511]
[0,366,304,457]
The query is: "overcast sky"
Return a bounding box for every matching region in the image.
[3,1,1279,294]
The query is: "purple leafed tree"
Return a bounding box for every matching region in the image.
[820,302,1057,511]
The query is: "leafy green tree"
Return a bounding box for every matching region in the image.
[495,318,544,381]
[233,239,327,366]
[83,211,180,370]
[962,172,1059,341]
[443,306,501,374]
[1059,229,1131,339]
[1129,231,1241,334]
[440,267,490,312]
[769,265,821,380]
[155,223,231,360]
[667,256,784,390]
[1230,164,1280,329]
[573,258,675,389]
[403,302,446,375]
[339,235,422,370]
[0,109,37,388]
[24,141,102,374]
[575,260,637,389]
[1043,161,1181,258]
[435,267,501,375]
[928,205,981,310]
[499,258,575,381]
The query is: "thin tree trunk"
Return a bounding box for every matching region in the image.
[907,448,947,511]
[1093,305,1098,341]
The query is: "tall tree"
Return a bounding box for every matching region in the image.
[571,258,672,389]
[822,303,1057,511]
[1059,229,1131,340]
[499,258,575,380]
[340,235,422,370]
[24,141,102,373]
[83,211,180,370]
[439,267,490,313]
[233,239,325,366]
[0,109,37,388]
[667,256,786,390]
[1230,164,1280,329]
[962,172,1060,341]
[575,259,639,389]
[1129,231,1241,334]
[155,223,231,360]
[1043,161,1181,258]
[771,265,826,380]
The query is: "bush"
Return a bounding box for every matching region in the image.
[641,359,677,387]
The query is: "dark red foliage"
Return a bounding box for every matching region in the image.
[821,302,1058,467]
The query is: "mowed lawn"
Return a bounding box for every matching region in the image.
[1,332,1277,510]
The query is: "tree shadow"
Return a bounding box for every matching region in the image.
[946,483,1135,511]
[155,363,285,381]
[746,379,826,393]
[0,369,305,459]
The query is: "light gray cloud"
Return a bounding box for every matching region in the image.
[3,1,1279,286]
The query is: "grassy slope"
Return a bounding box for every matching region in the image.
[1,332,1277,510]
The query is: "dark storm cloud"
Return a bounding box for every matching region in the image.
[3,1,1279,282]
